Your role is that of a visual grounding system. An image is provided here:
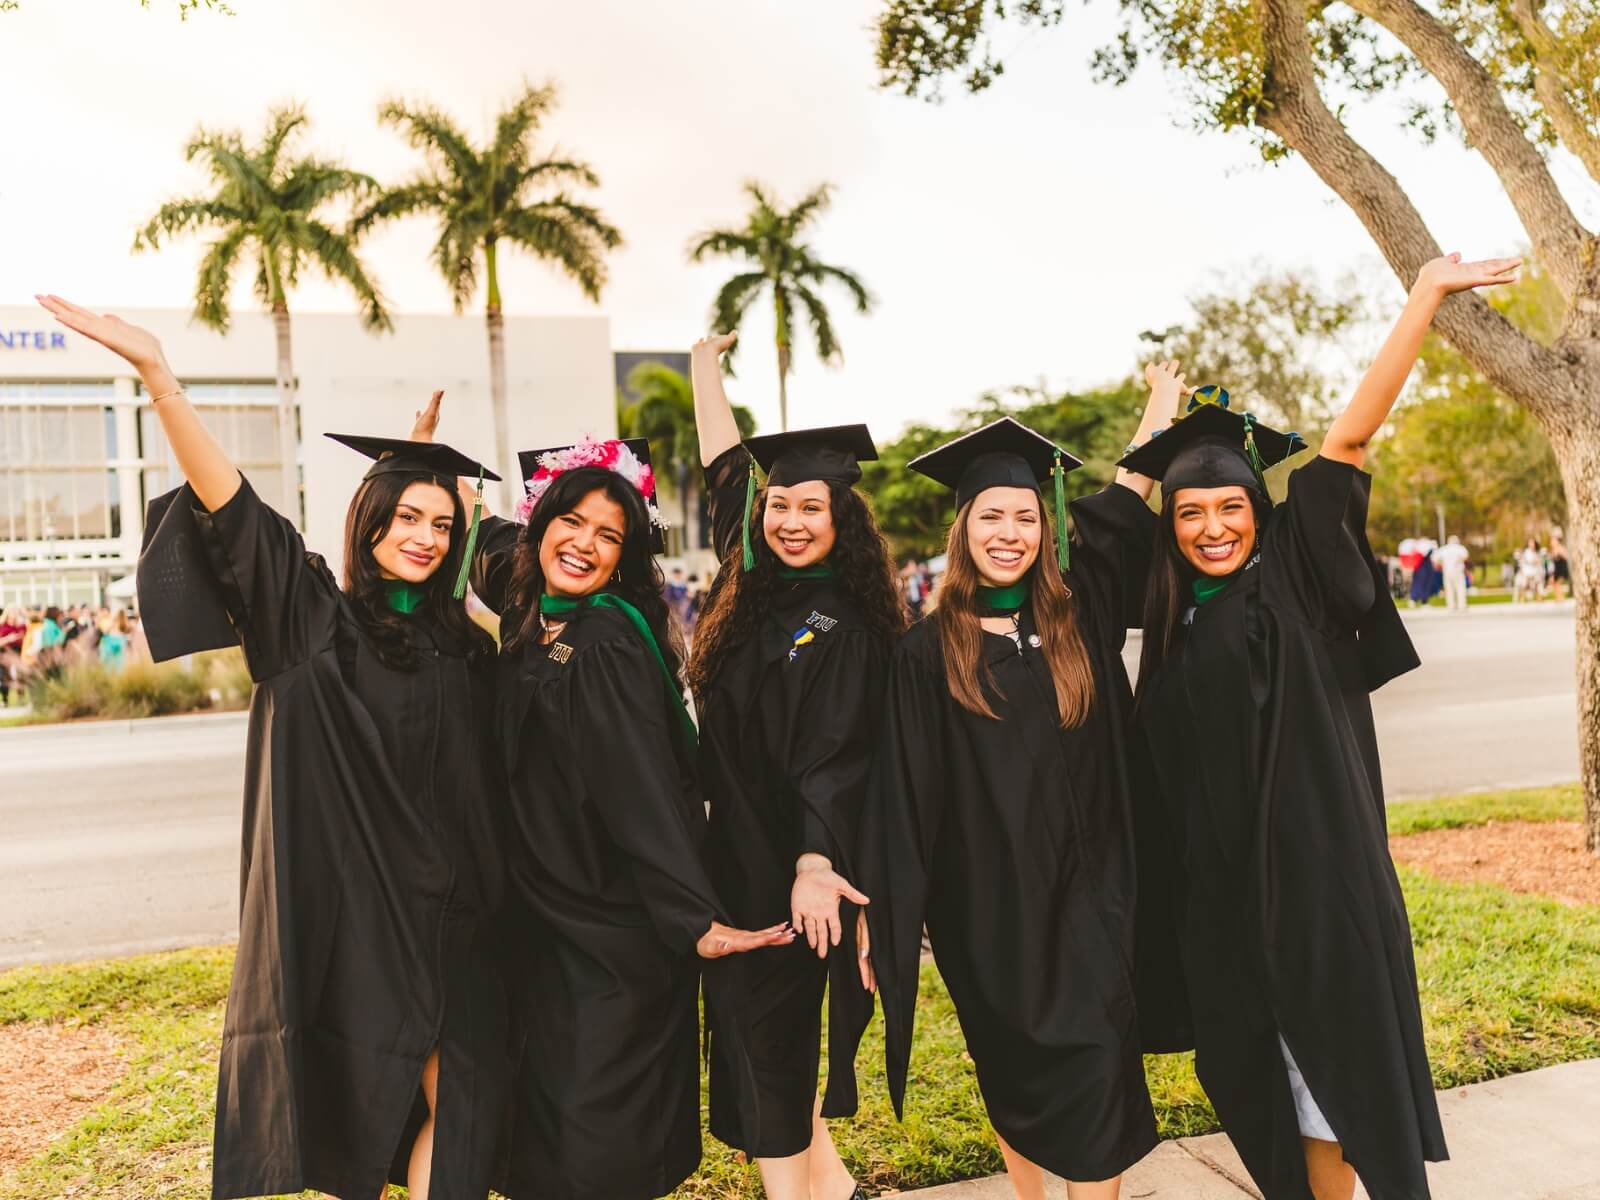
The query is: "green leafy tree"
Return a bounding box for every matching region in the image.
[134,103,390,524]
[1138,269,1368,440]
[861,381,1144,556]
[688,183,873,432]
[616,363,755,548]
[867,0,1600,850]
[358,81,623,502]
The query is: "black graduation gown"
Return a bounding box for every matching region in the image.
[696,445,890,1158]
[857,483,1161,1182]
[474,523,724,1199]
[136,478,511,1200]
[1135,455,1445,1199]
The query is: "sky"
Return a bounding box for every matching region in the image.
[2,0,1594,440]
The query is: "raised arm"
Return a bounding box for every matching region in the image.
[37,295,241,512]
[1115,359,1189,501]
[690,331,744,467]
[1322,254,1521,469]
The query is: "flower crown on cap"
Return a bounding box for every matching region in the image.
[513,435,669,532]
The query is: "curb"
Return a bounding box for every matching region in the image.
[0,708,249,740]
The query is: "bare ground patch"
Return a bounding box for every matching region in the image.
[0,1021,125,1174]
[1391,820,1600,908]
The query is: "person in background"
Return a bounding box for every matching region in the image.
[1436,535,1470,612]
[903,558,926,619]
[99,609,133,672]
[665,566,693,631]
[1516,538,1544,602]
[1550,527,1569,601]
[0,606,25,706]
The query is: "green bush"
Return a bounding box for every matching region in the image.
[24,649,251,723]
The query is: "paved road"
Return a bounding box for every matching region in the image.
[0,604,1580,970]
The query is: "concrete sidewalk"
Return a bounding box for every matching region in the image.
[893,1059,1600,1198]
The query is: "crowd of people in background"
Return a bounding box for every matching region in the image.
[0,603,145,705]
[1380,526,1570,610]
[662,566,711,636]
[898,558,934,619]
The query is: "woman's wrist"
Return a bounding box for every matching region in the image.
[795,852,832,875]
[138,358,181,400]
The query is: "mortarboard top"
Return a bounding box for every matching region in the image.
[744,424,879,488]
[1116,387,1304,495]
[324,433,501,482]
[908,417,1084,511]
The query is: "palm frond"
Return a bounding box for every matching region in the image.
[806,260,875,314]
[687,228,761,264]
[192,226,250,331]
[301,219,393,333]
[255,103,310,174]
[132,198,244,252]
[432,224,479,312]
[182,130,273,213]
[499,205,619,301]
[771,282,796,352]
[782,182,835,237]
[792,282,841,363]
[280,160,381,215]
[492,80,558,175]
[517,154,603,192]
[378,99,483,184]
[350,178,449,236]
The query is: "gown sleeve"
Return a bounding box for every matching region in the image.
[703,444,754,565]
[857,636,948,1119]
[1264,455,1419,689]
[574,634,726,954]
[791,630,893,872]
[1065,482,1158,651]
[138,476,339,679]
[470,514,523,614]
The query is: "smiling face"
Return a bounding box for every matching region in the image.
[1172,485,1258,577]
[539,487,626,598]
[965,486,1041,587]
[763,481,836,569]
[370,480,457,583]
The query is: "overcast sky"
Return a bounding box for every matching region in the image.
[3,0,1592,439]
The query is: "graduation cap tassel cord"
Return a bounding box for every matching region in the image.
[740,460,758,572]
[1242,414,1270,496]
[1053,449,1070,574]
[452,467,484,600]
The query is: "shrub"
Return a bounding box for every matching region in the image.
[24,649,250,722]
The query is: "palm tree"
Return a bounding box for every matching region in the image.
[618,362,755,548]
[688,182,873,431]
[134,103,390,526]
[357,81,623,500]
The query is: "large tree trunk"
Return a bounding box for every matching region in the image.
[271,302,301,528]
[1544,408,1600,851]
[485,237,511,514]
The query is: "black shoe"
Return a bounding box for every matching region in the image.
[845,1187,867,1200]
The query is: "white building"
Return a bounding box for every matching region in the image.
[0,307,616,606]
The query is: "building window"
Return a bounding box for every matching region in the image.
[0,383,119,543]
[138,382,285,513]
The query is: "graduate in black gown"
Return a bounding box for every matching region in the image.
[1119,252,1522,1200]
[36,296,516,1200]
[685,332,908,1200]
[468,435,794,1200]
[857,362,1188,1200]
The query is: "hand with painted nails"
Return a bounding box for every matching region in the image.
[411,390,444,442]
[791,853,870,960]
[1412,252,1522,300]
[696,920,796,959]
[856,909,876,994]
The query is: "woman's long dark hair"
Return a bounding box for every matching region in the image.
[342,471,496,670]
[686,481,907,697]
[934,498,1095,729]
[502,467,683,681]
[1134,489,1270,705]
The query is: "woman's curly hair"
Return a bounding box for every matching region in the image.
[686,481,908,697]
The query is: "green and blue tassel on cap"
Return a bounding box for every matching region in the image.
[452,467,485,600]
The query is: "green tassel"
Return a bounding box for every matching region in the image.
[1242,414,1269,495]
[740,460,758,572]
[452,468,484,600]
[1053,449,1070,574]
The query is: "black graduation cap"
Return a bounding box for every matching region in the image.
[516,436,668,554]
[1116,386,1305,495]
[323,433,502,482]
[908,417,1085,571]
[744,424,878,488]
[324,433,499,599]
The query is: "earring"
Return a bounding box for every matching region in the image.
[613,565,624,585]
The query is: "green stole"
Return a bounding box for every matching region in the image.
[539,592,697,753]
[778,564,837,581]
[1191,576,1231,607]
[976,581,1029,616]
[385,580,425,614]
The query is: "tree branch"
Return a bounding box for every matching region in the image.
[1253,0,1573,414]
[1510,0,1600,188]
[1342,0,1593,304]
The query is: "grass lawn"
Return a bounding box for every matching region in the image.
[2,786,1596,1199]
